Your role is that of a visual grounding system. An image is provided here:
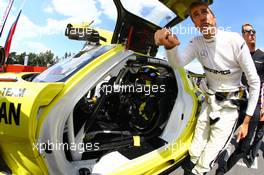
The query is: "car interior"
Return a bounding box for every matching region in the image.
[63,57,178,162]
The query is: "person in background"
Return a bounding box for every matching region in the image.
[246,83,264,165]
[243,24,264,167]
[154,2,260,175]
[215,23,264,175]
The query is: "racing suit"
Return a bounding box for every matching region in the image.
[216,49,264,174]
[166,30,260,175]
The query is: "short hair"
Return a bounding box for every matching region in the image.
[241,23,253,34]
[189,1,215,22]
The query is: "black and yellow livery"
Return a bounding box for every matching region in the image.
[0,0,212,174]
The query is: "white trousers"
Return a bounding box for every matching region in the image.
[189,100,238,175]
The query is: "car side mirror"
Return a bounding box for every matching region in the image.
[0,46,5,66]
[65,23,107,45]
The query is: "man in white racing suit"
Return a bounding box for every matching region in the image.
[154,1,260,175]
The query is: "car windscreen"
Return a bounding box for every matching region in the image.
[121,0,177,27]
[33,45,115,82]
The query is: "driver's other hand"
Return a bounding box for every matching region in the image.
[154,28,180,50]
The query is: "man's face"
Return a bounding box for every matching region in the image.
[190,5,216,34]
[242,25,256,45]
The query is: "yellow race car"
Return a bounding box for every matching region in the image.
[0,0,211,174]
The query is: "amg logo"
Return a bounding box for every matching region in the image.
[203,66,231,75]
[0,102,21,126]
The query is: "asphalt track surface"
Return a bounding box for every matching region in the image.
[170,139,264,175]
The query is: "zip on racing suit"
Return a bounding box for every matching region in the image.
[166,29,260,175]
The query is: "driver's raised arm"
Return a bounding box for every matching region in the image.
[154,28,197,69]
